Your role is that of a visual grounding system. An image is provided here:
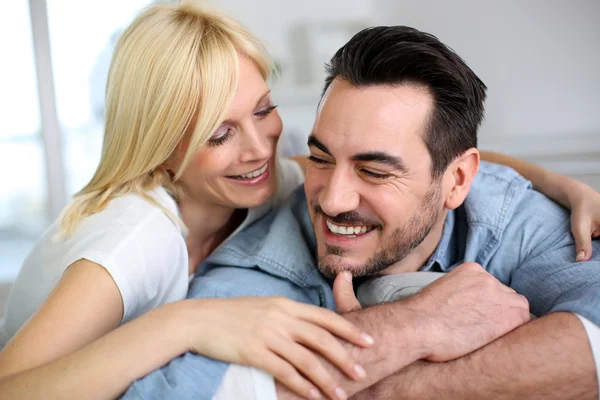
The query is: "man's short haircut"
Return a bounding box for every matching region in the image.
[322,26,487,178]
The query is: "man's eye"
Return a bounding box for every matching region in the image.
[308,155,329,164]
[362,169,391,179]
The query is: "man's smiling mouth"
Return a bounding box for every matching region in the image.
[326,220,375,238]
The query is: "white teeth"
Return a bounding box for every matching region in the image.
[326,221,338,234]
[326,220,370,236]
[237,163,268,179]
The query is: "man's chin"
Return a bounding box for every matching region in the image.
[316,254,367,279]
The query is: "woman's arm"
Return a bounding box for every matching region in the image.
[0,261,373,400]
[0,260,124,378]
[0,296,188,399]
[480,151,600,260]
[480,151,573,206]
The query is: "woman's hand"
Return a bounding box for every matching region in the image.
[181,296,374,400]
[565,179,600,261]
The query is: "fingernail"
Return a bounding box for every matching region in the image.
[309,388,321,399]
[335,387,348,400]
[354,364,366,379]
[576,250,585,262]
[343,271,352,283]
[361,332,375,346]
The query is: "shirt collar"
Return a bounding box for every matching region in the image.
[421,209,457,272]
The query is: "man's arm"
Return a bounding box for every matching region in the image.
[355,312,596,400]
[277,262,530,399]
[354,224,600,399]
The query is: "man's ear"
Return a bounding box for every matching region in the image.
[444,148,480,210]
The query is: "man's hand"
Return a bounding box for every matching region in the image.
[334,263,531,364]
[333,271,363,313]
[404,262,531,362]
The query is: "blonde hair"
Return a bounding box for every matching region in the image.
[57,1,272,238]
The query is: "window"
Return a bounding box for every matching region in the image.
[46,0,156,194]
[0,0,158,282]
[0,1,46,282]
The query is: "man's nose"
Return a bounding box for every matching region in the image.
[239,123,271,162]
[318,167,360,217]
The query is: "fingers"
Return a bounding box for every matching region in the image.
[292,303,374,349]
[506,293,530,319]
[254,352,323,400]
[571,215,592,262]
[586,228,600,260]
[269,337,349,400]
[499,284,516,293]
[333,272,362,314]
[513,296,532,324]
[505,305,531,331]
[292,319,366,382]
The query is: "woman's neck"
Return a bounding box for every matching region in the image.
[178,199,246,275]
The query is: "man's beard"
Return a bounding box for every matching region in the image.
[315,183,442,279]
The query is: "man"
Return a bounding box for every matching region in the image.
[123,26,600,399]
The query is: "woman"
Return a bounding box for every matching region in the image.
[0,2,598,400]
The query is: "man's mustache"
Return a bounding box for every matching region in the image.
[312,204,381,228]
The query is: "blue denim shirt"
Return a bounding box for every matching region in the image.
[123,162,600,399]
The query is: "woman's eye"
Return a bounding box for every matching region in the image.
[208,126,234,147]
[255,105,278,117]
[362,169,391,179]
[308,155,329,164]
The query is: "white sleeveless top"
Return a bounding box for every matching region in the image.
[0,158,304,347]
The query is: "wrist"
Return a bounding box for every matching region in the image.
[152,299,203,355]
[353,301,429,367]
[540,171,574,208]
[399,298,441,361]
[559,179,579,208]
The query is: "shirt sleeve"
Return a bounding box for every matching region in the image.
[212,364,277,400]
[63,207,188,324]
[121,265,318,400]
[577,313,600,398]
[510,230,600,396]
[510,236,600,325]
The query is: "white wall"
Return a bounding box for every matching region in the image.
[371,0,600,139]
[214,0,371,85]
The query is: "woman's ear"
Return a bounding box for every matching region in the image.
[444,148,480,210]
[158,160,176,179]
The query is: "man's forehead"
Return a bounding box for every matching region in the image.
[314,79,432,154]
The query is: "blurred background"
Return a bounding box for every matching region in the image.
[0,0,599,287]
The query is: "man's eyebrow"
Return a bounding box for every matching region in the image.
[308,135,408,173]
[307,135,332,155]
[352,152,408,173]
